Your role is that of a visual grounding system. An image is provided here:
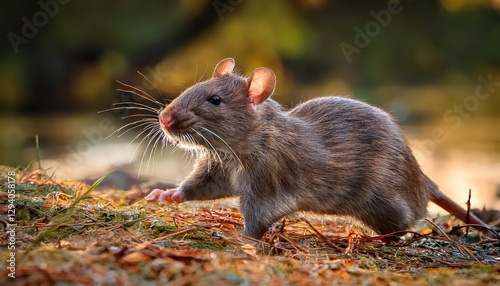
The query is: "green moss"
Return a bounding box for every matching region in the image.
[150,220,178,235]
[189,240,224,251]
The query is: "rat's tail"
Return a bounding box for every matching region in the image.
[425,175,491,231]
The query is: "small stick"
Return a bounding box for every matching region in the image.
[300,218,344,252]
[451,224,499,238]
[466,188,472,236]
[36,135,43,169]
[278,233,307,252]
[142,226,197,246]
[426,218,481,264]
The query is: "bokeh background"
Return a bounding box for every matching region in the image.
[1,0,500,212]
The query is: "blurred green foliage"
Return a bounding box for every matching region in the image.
[0,0,499,119]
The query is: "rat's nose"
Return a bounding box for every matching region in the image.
[159,112,174,128]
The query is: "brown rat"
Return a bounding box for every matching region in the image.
[145,58,491,239]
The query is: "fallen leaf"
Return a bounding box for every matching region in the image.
[121,251,152,264]
[420,228,433,235]
[242,244,256,256]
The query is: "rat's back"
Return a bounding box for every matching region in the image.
[288,97,404,158]
[288,96,430,233]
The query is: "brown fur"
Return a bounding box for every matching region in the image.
[146,58,489,239]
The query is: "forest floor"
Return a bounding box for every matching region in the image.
[1,166,499,286]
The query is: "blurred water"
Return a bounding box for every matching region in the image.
[409,136,500,212]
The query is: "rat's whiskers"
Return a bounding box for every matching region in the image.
[121,113,158,120]
[199,127,242,167]
[116,80,165,108]
[131,124,159,176]
[105,118,157,140]
[191,128,223,166]
[127,123,157,153]
[111,101,160,114]
[139,126,164,174]
[101,80,170,177]
[137,71,170,104]
[99,105,159,114]
[147,126,165,170]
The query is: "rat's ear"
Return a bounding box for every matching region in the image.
[213,58,235,78]
[247,67,276,106]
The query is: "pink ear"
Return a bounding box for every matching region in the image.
[213,58,235,78]
[248,67,276,106]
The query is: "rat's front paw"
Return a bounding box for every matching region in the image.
[144,188,186,203]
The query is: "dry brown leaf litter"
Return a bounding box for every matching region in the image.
[0,166,499,286]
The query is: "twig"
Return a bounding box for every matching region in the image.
[300,218,344,252]
[241,234,268,244]
[365,230,422,244]
[466,188,472,236]
[36,135,43,170]
[278,233,307,252]
[121,226,148,243]
[451,224,500,239]
[425,218,481,264]
[142,226,198,246]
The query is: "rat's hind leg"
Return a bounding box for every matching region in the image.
[240,197,292,239]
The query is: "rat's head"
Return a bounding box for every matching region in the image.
[158,58,276,153]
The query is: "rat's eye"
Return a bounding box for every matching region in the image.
[207,95,222,105]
